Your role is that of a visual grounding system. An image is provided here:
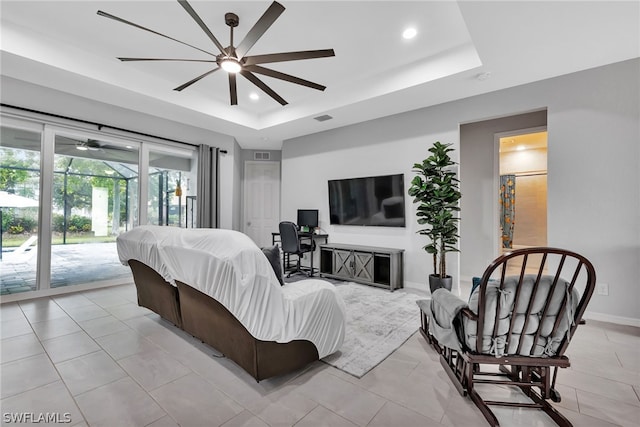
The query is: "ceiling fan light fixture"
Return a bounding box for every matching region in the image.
[76,144,88,151]
[221,58,241,73]
[100,1,335,105]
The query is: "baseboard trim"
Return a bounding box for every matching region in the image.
[403,280,426,291]
[582,311,640,328]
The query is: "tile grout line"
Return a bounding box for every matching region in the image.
[14,294,91,426]
[15,289,161,426]
[0,376,61,401]
[89,309,192,427]
[4,283,640,427]
[54,297,176,426]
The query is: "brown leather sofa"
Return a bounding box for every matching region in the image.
[127,259,320,382]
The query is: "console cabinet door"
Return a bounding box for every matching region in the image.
[333,249,353,278]
[353,251,373,282]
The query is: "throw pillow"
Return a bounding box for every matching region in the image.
[261,244,285,286]
[470,276,499,301]
[471,277,482,296]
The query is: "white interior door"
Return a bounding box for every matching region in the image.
[243,161,280,247]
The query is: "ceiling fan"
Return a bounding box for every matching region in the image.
[75,139,101,151]
[97,0,335,106]
[56,136,132,153]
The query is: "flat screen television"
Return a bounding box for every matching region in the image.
[328,174,405,227]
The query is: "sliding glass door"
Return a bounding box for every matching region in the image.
[0,111,202,297]
[0,123,42,295]
[49,132,139,288]
[146,147,197,228]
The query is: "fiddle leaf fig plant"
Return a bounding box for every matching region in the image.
[408,141,461,279]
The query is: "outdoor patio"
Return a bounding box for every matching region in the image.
[0,242,132,295]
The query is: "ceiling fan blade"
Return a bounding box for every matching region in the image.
[57,136,97,150]
[56,135,83,146]
[118,58,217,63]
[97,10,216,58]
[243,49,335,66]
[100,145,134,152]
[56,135,134,152]
[177,0,226,55]
[240,71,287,105]
[235,1,285,59]
[244,65,326,91]
[174,67,220,91]
[229,74,238,105]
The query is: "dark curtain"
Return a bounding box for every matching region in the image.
[196,145,219,228]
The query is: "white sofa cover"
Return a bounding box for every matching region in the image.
[117,225,346,358]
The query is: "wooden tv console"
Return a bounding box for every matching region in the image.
[319,243,404,291]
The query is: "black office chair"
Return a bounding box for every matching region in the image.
[279,221,314,277]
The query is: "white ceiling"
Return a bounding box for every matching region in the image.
[1,1,638,149]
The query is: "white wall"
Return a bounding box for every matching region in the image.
[460,111,548,275]
[282,107,461,292]
[545,60,639,323]
[1,76,239,230]
[282,59,640,323]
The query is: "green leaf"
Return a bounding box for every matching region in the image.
[409,140,461,276]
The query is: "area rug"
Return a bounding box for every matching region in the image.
[322,283,421,378]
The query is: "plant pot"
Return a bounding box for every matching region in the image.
[429,274,452,293]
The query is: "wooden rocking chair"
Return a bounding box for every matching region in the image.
[421,247,596,427]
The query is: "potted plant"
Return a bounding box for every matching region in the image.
[408,141,461,292]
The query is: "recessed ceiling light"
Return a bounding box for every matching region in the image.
[402,27,417,40]
[249,92,260,101]
[517,145,526,151]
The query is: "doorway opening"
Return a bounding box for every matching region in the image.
[498,130,548,259]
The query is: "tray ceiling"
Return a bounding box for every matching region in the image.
[1,1,638,148]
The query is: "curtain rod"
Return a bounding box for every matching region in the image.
[1,103,198,147]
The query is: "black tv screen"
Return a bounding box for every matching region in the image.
[328,174,405,227]
[297,209,319,229]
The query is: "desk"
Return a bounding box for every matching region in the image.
[271,232,328,277]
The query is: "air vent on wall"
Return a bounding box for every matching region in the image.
[314,114,333,122]
[254,151,271,160]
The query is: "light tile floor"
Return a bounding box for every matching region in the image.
[1,283,639,427]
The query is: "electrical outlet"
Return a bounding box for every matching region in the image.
[596,283,609,296]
